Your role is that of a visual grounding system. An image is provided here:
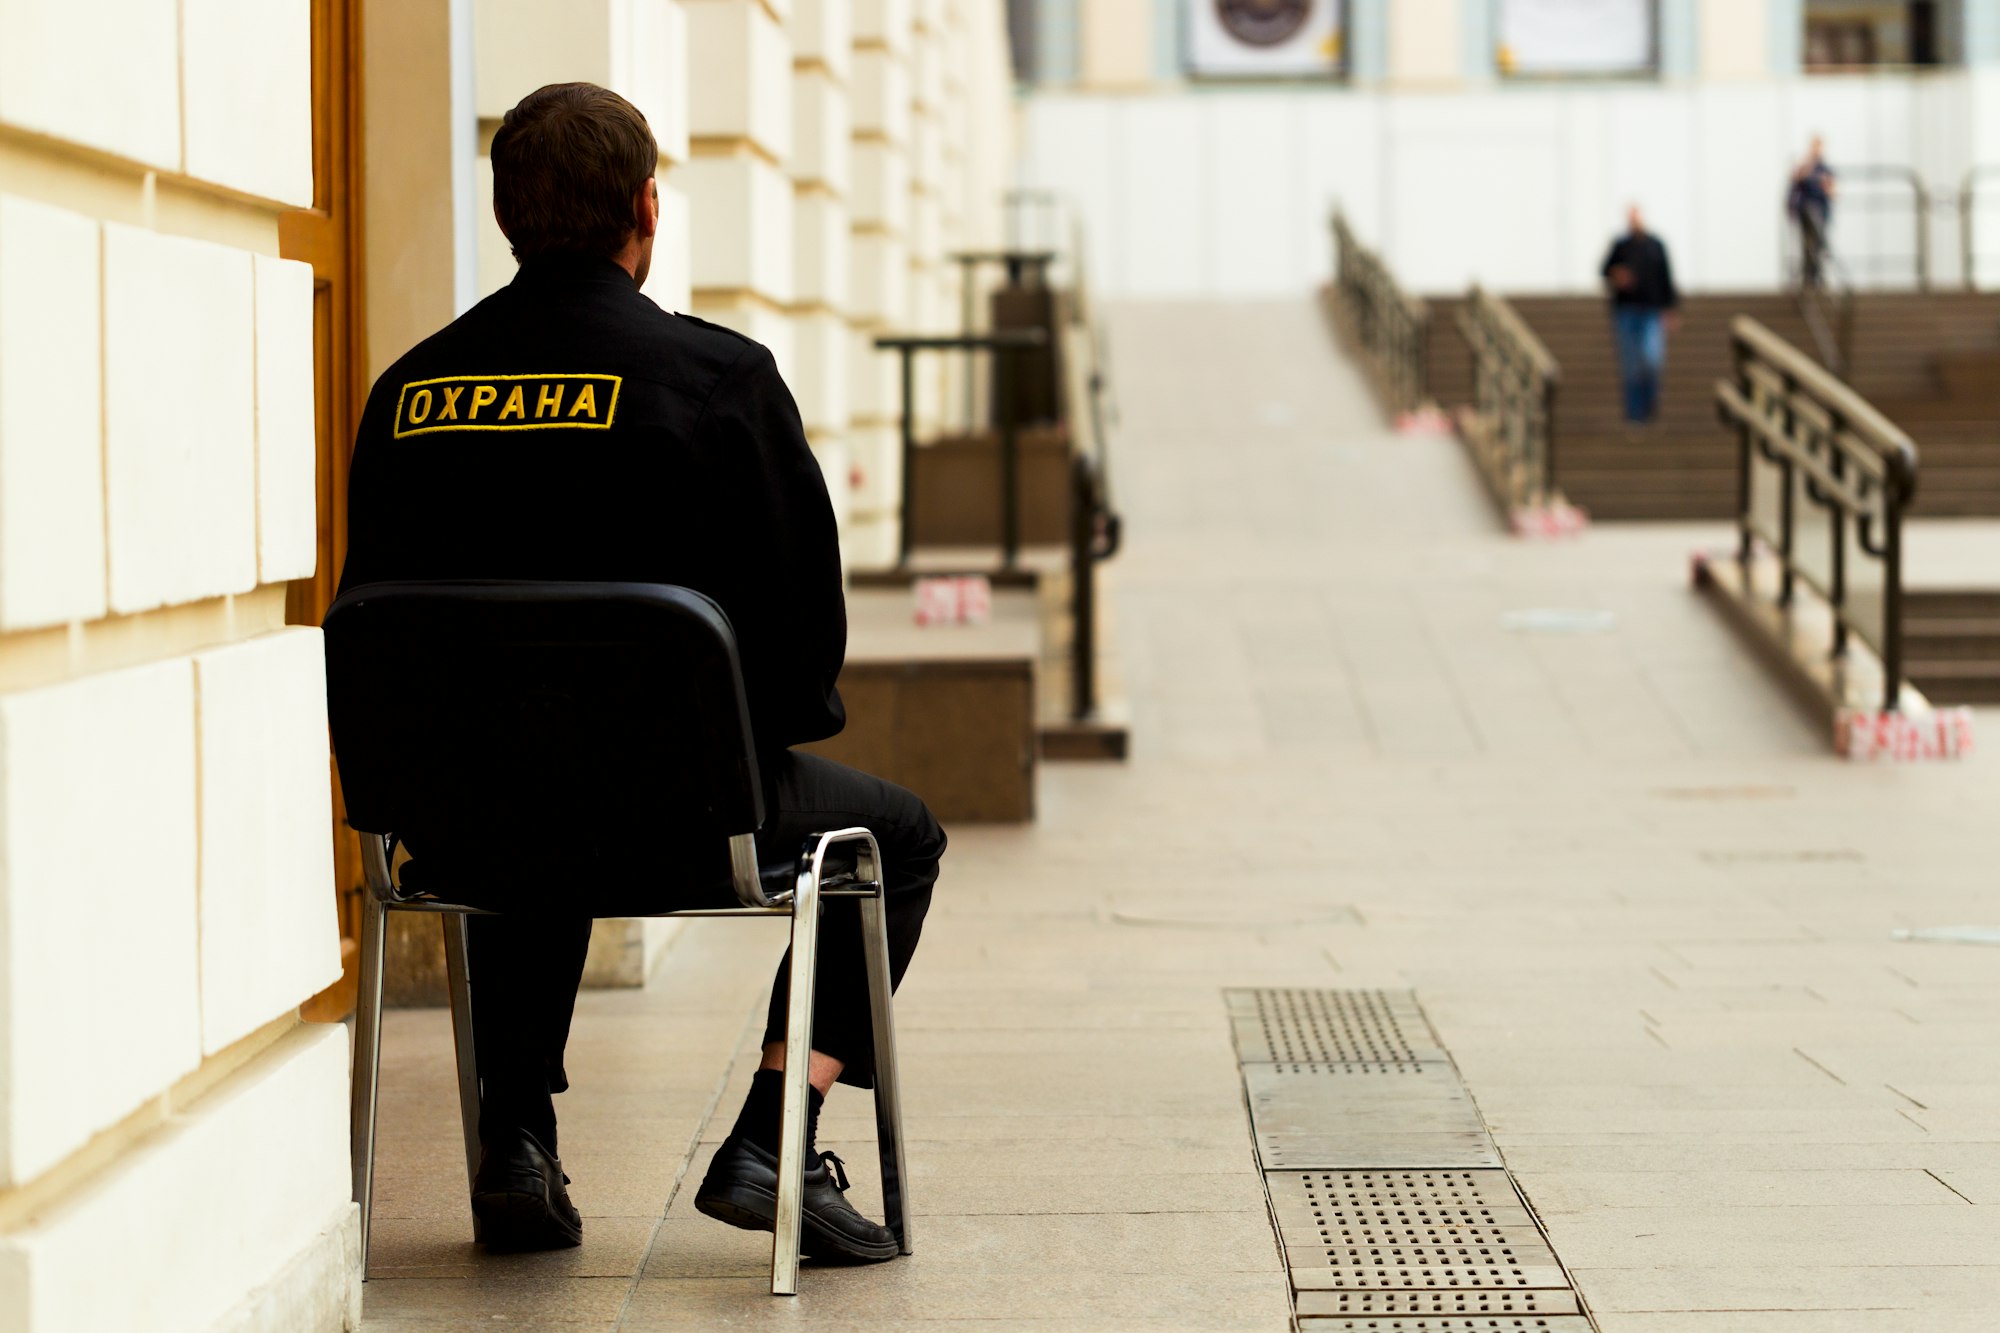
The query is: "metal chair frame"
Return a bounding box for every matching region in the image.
[346,819,912,1298]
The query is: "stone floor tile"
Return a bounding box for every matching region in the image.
[358,1275,634,1323]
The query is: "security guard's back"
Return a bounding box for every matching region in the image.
[335,80,940,1266]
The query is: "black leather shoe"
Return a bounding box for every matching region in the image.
[694,1138,899,1262]
[471,1128,583,1252]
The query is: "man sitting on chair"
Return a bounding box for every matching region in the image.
[337,81,943,1260]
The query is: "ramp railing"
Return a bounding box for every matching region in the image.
[1714,316,1919,712]
[1454,286,1562,512]
[1330,212,1429,417]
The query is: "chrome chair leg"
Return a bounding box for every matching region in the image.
[771,862,823,1296]
[858,872,913,1255]
[441,911,483,1240]
[350,891,389,1279]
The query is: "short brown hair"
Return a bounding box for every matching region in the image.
[491,83,657,261]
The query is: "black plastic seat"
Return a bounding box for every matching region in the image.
[324,579,911,1296]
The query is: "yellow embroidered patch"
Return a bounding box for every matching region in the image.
[393,373,622,438]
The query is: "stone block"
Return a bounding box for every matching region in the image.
[848,228,909,324]
[910,189,944,265]
[912,27,944,111]
[793,190,851,309]
[253,256,318,585]
[852,0,913,54]
[0,0,179,169]
[475,0,687,164]
[792,0,852,79]
[0,659,199,1187]
[789,308,850,434]
[0,1024,354,1331]
[194,629,342,1056]
[791,66,852,193]
[182,0,313,205]
[851,47,911,145]
[0,194,105,630]
[850,138,910,233]
[644,177,694,313]
[686,0,791,158]
[679,155,793,301]
[849,321,902,419]
[846,421,900,510]
[911,107,945,190]
[627,0,691,165]
[103,224,258,614]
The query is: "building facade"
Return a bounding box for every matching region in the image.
[1015,0,2000,296]
[0,1,1014,1327]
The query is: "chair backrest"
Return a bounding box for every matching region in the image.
[324,581,765,909]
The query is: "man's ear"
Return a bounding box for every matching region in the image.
[636,178,660,242]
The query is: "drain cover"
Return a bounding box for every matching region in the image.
[1268,1171,1536,1230]
[1228,988,1444,1065]
[1296,1312,1592,1320]
[1245,1065,1501,1169]
[1232,990,1593,1329]
[1297,1289,1581,1318]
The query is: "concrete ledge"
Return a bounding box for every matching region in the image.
[211,1203,360,1333]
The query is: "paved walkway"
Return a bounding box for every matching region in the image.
[360,301,2000,1331]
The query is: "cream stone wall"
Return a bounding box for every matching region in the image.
[0,1,354,1328]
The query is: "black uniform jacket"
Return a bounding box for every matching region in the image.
[1601,232,1679,311]
[338,253,847,755]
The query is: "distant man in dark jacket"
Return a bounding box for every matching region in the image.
[339,83,940,1262]
[1789,135,1837,287]
[1600,206,1680,425]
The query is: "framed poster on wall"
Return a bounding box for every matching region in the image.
[1496,0,1655,76]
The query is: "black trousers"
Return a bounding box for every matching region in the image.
[468,750,943,1153]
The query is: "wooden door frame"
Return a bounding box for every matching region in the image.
[282,0,369,1022]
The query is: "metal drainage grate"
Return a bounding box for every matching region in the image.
[1269,1170,1538,1234]
[1231,989,1594,1330]
[1227,987,1444,1066]
[1296,1312,1592,1320]
[1244,1064,1501,1170]
[1297,1290,1581,1318]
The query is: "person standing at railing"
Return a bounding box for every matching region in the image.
[1789,136,1838,287]
[1601,205,1681,425]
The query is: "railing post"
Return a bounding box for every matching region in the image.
[1069,455,1096,722]
[1828,434,1848,659]
[997,344,1020,569]
[896,345,917,567]
[1884,485,1905,713]
[1734,333,1755,570]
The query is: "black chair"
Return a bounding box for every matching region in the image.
[324,580,911,1296]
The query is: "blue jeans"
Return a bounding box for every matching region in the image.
[1612,308,1667,423]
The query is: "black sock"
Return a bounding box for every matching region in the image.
[730,1068,824,1163]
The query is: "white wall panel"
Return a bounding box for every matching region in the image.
[103,226,258,614]
[1023,72,1995,299]
[1110,99,1208,297]
[181,0,314,205]
[0,0,179,170]
[252,256,320,585]
[0,1024,351,1333]
[0,660,199,1187]
[194,630,342,1056]
[0,195,105,631]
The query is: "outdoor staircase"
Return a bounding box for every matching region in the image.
[1429,292,2000,521]
[1903,588,2000,704]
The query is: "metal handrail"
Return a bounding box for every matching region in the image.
[873,330,1049,569]
[1714,317,1919,712]
[1455,285,1562,511]
[1805,164,1932,290]
[1791,233,1858,375]
[1330,212,1430,416]
[1959,165,2000,290]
